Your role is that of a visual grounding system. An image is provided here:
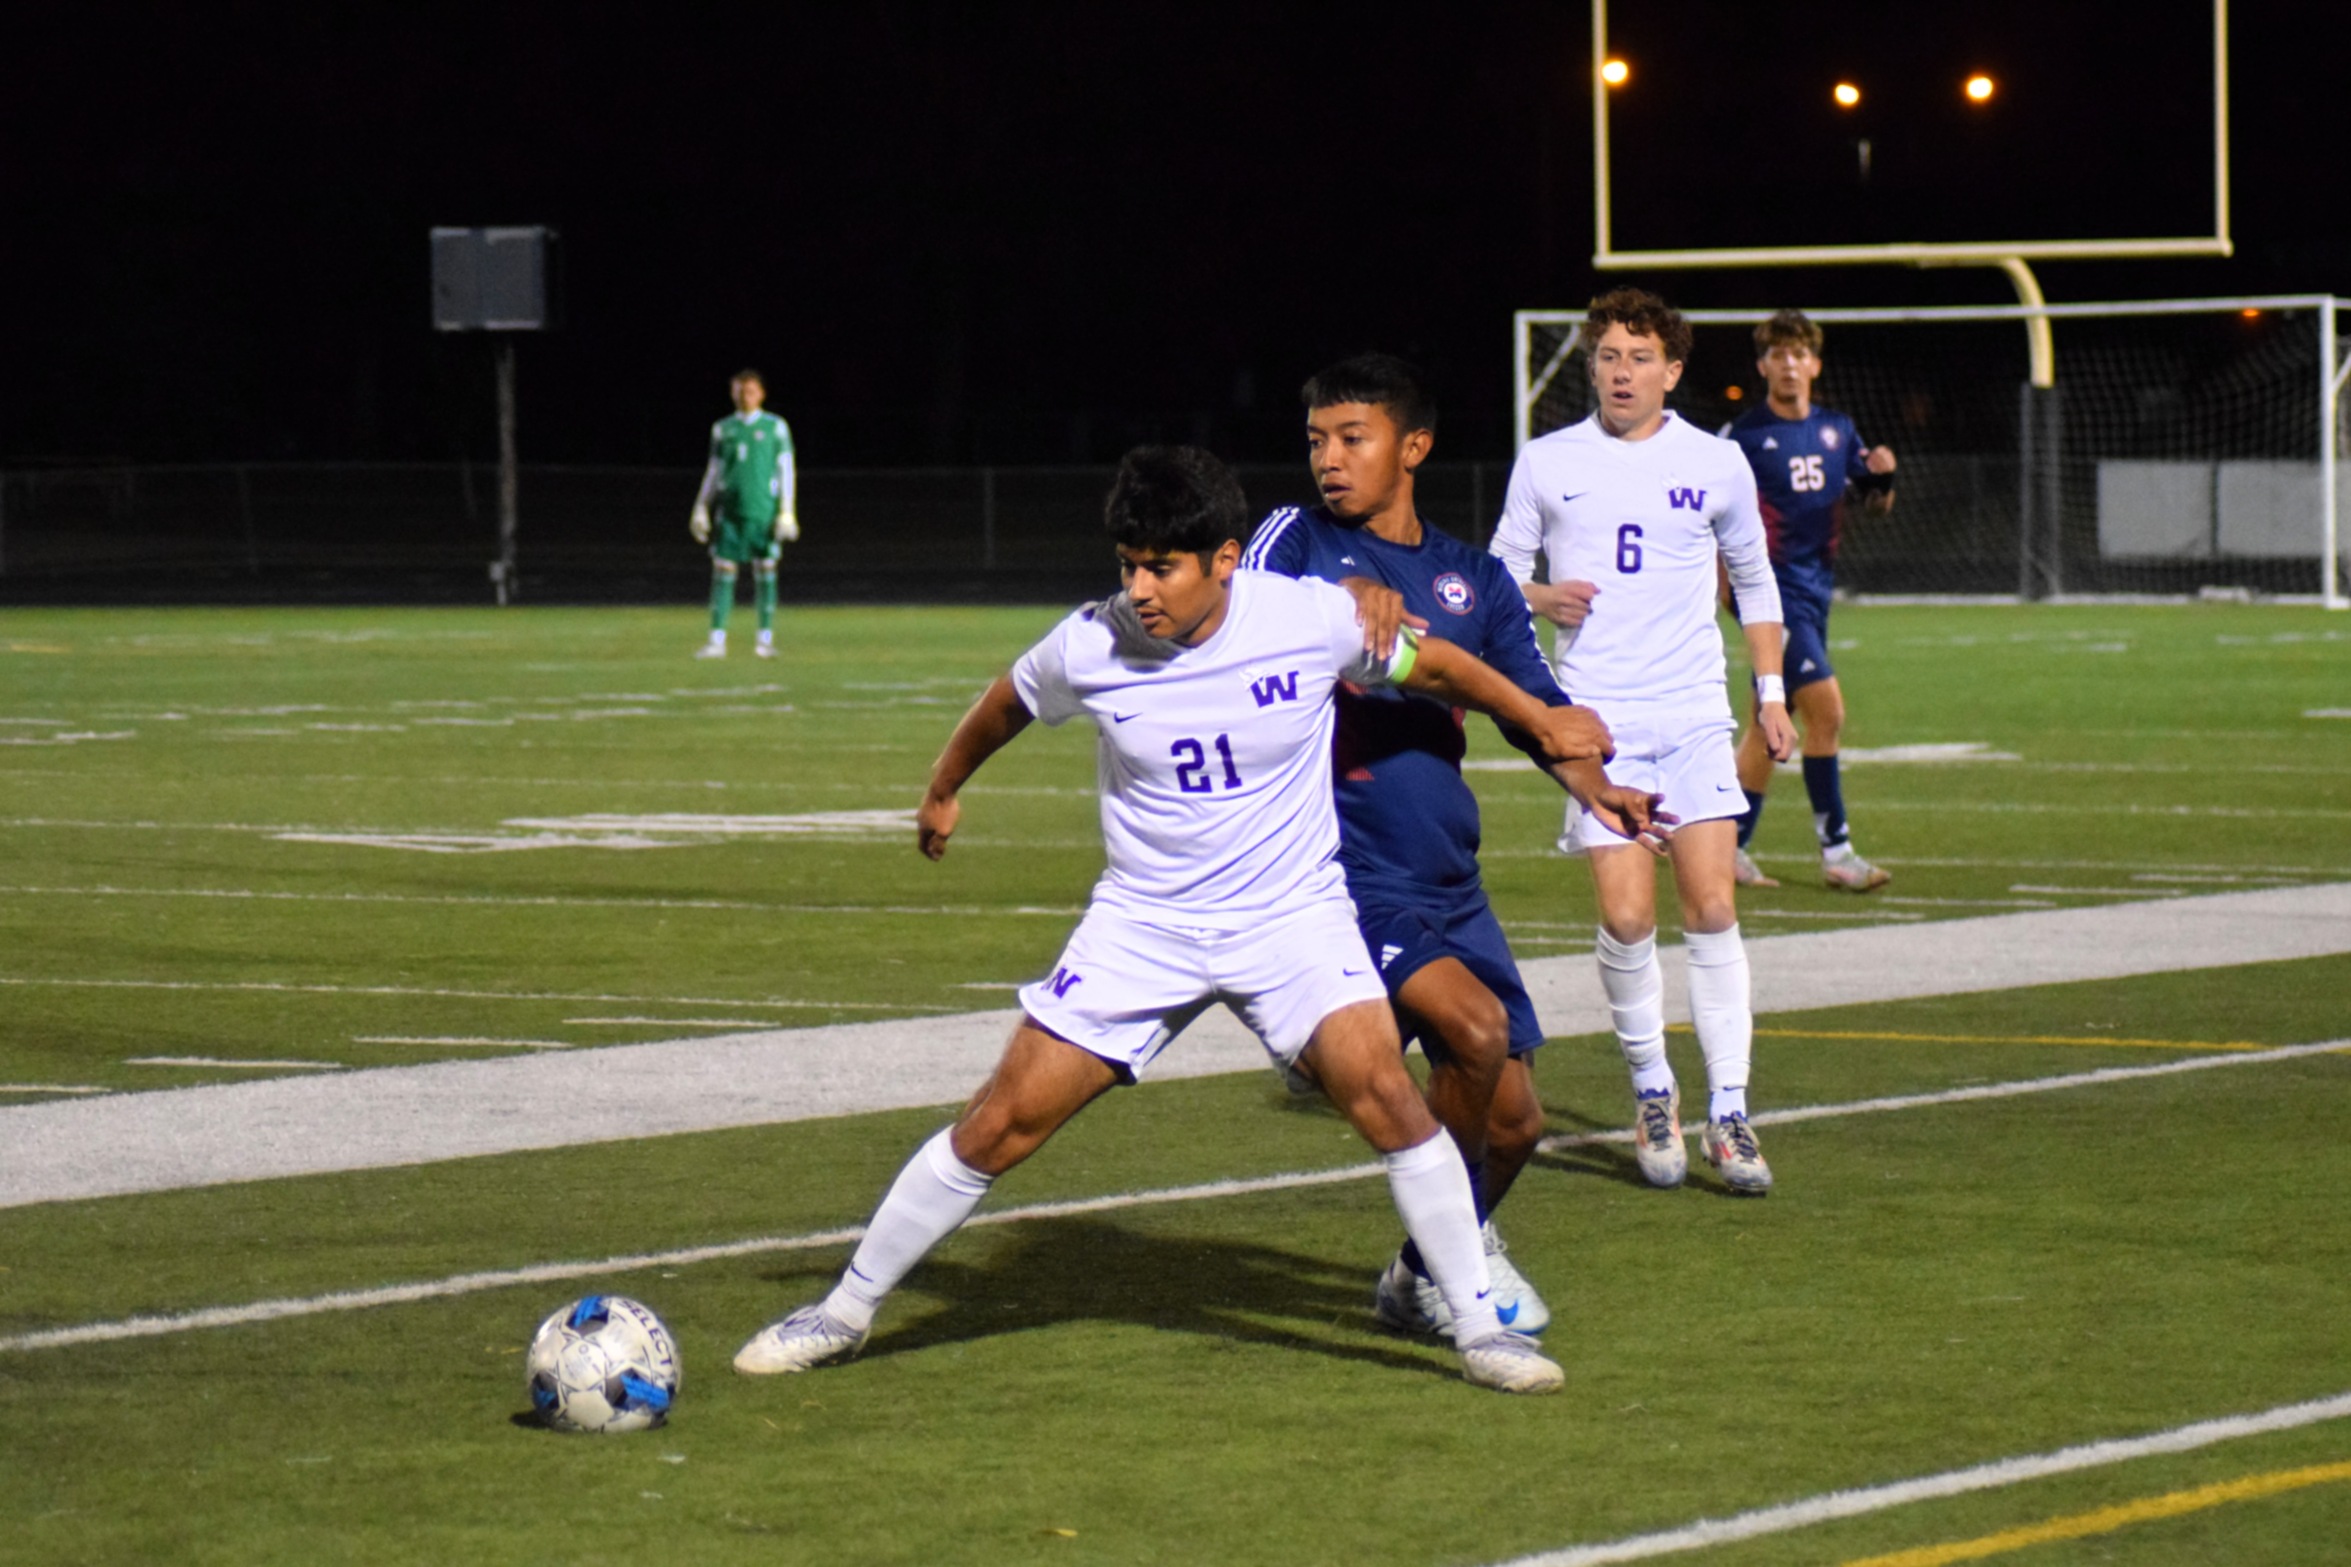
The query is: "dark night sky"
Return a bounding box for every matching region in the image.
[2,2,2340,469]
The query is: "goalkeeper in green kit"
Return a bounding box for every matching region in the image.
[690,368,798,658]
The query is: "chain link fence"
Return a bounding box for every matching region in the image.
[0,460,1512,603]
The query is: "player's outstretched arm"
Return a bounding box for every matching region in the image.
[1547,759,1674,856]
[918,675,1035,860]
[1400,636,1613,764]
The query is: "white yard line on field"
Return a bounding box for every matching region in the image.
[1486,1391,2351,1567]
[124,1057,344,1071]
[1,883,2346,1211]
[2,1040,2342,1357]
[0,883,1085,919]
[0,976,953,1011]
[349,1037,577,1050]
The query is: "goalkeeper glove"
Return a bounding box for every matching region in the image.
[774,511,800,543]
[689,502,711,544]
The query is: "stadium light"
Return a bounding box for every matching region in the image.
[1965,74,1996,103]
[1724,385,1746,400]
[1833,82,1861,108]
[1600,57,1629,86]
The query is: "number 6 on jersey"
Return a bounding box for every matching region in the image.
[1616,523,1644,574]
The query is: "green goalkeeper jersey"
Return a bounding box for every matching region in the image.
[701,410,796,523]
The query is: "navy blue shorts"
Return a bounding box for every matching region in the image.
[1355,890,1545,1058]
[1774,562,1836,694]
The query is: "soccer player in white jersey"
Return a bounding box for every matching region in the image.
[1491,287,1797,1195]
[735,446,1631,1394]
[688,369,798,659]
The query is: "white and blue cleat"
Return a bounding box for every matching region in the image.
[1372,1221,1552,1339]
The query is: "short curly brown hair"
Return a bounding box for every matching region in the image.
[1752,309,1823,356]
[1586,286,1692,364]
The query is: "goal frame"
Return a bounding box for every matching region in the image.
[1512,295,2351,608]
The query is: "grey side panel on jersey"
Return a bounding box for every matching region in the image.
[4,883,2348,1210]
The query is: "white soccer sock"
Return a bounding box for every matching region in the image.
[1685,925,1753,1122]
[1596,929,1673,1096]
[1384,1133,1502,1345]
[824,1129,993,1332]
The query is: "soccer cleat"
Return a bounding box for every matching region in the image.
[732,1302,868,1375]
[1373,1223,1553,1340]
[1822,851,1891,892]
[1475,1222,1550,1336]
[695,640,727,661]
[1458,1330,1565,1395]
[1703,1113,1775,1194]
[1732,847,1780,888]
[1632,1084,1688,1188]
[1373,1253,1441,1336]
[754,639,777,659]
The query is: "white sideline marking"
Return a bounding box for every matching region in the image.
[0,883,1086,919]
[0,1085,111,1096]
[2,884,2347,1211]
[124,1057,344,1071]
[1486,1390,2351,1567]
[3,1042,2341,1358]
[0,976,949,1011]
[565,1017,788,1028]
[350,1037,576,1051]
[278,811,925,856]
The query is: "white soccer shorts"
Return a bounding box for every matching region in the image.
[1562,700,1744,853]
[1016,897,1389,1081]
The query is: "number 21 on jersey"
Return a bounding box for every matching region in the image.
[1172,735,1242,793]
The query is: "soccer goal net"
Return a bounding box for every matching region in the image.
[1514,296,2351,604]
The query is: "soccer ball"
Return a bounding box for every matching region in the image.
[526,1294,682,1434]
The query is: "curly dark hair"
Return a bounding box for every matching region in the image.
[1586,286,1693,364]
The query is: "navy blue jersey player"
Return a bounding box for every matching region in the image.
[1244,353,1663,1339]
[1720,309,1898,893]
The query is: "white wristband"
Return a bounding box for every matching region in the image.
[1755,674,1786,706]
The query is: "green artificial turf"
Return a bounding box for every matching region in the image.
[1,601,2347,1564]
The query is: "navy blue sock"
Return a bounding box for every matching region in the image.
[1399,1238,1426,1278]
[1735,789,1768,848]
[1802,754,1849,848]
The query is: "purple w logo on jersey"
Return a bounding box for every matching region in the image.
[1045,966,1083,998]
[1250,671,1301,707]
[1667,487,1707,510]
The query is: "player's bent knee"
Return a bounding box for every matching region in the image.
[1490,1092,1546,1160]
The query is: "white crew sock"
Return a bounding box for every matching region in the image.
[1596,929,1673,1096]
[1685,925,1753,1122]
[1384,1133,1501,1345]
[824,1129,993,1332]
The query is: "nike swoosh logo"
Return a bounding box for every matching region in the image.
[1342,968,1369,977]
[1111,712,1138,723]
[1562,492,1588,502]
[1496,1301,1520,1326]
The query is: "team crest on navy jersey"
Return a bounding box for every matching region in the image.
[1432,572,1476,614]
[1820,426,1840,449]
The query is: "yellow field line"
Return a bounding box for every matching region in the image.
[1665,1025,2271,1052]
[1841,1458,2351,1566]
